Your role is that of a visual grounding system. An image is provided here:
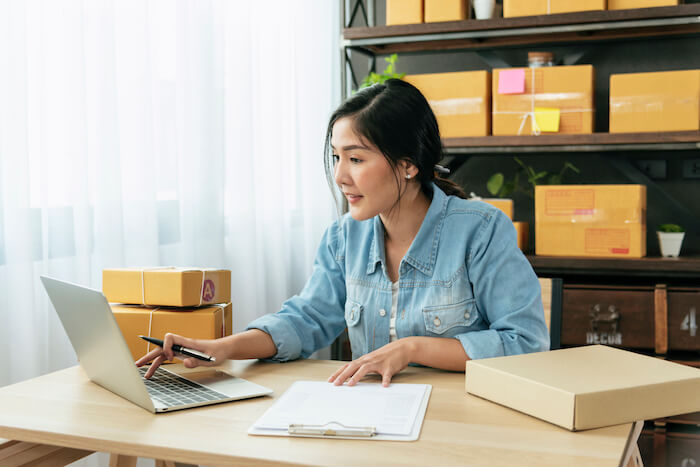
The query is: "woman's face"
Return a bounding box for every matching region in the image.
[331,117,405,221]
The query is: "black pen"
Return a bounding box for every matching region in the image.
[139,335,216,362]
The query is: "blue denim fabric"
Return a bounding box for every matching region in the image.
[247,184,550,362]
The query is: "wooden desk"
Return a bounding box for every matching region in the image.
[0,359,640,466]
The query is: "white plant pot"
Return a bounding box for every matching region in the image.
[472,0,495,19]
[657,231,685,258]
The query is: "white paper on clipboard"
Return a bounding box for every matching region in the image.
[248,381,432,441]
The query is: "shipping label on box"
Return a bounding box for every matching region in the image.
[425,0,467,23]
[504,0,605,18]
[492,65,594,136]
[103,267,231,307]
[111,303,233,362]
[610,69,700,133]
[465,345,700,431]
[608,0,678,10]
[387,0,423,25]
[405,71,491,137]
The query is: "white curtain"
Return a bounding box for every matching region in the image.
[0,0,340,394]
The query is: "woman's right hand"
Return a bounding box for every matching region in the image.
[135,333,226,379]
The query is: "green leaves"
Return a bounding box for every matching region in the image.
[359,54,406,90]
[659,223,685,233]
[486,157,580,198]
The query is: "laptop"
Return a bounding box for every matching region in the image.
[40,275,273,413]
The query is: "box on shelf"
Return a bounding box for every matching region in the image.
[535,185,646,258]
[103,267,231,307]
[404,71,491,137]
[425,0,467,23]
[111,303,232,362]
[465,345,700,431]
[386,0,423,25]
[514,221,529,251]
[608,0,678,10]
[492,65,594,136]
[503,0,605,18]
[610,69,700,133]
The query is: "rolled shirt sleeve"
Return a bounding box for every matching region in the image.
[246,221,347,362]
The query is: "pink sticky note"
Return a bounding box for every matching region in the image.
[498,69,525,95]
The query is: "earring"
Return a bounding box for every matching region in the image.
[405,174,412,179]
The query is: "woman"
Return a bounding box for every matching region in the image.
[136,79,549,386]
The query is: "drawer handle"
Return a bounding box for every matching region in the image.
[589,304,620,333]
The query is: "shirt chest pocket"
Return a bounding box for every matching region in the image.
[423,298,478,335]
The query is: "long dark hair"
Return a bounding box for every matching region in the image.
[323,79,467,211]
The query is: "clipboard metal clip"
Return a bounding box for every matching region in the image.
[288,421,376,438]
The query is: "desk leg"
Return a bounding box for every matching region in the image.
[0,440,93,466]
[623,421,645,467]
[109,454,138,467]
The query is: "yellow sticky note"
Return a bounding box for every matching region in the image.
[533,107,561,133]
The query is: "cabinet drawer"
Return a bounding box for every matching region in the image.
[667,429,700,467]
[668,289,700,352]
[562,285,655,349]
[667,411,700,425]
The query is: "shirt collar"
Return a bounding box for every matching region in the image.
[366,183,448,276]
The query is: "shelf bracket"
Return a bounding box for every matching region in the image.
[345,0,370,28]
[475,51,513,69]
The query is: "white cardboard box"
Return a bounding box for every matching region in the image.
[465,345,700,431]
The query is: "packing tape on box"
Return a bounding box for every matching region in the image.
[493,67,593,135]
[143,303,227,355]
[610,95,694,114]
[138,266,215,307]
[428,97,484,116]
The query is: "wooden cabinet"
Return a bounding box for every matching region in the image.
[668,287,700,352]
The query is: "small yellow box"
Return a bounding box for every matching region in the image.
[481,198,514,219]
[504,0,605,17]
[610,69,700,133]
[111,303,232,363]
[387,0,423,25]
[514,221,529,251]
[103,267,231,307]
[425,0,467,22]
[535,185,646,258]
[404,71,491,137]
[608,0,678,10]
[492,65,594,135]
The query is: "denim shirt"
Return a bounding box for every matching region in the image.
[247,184,550,362]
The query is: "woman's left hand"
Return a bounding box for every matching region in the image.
[328,338,414,387]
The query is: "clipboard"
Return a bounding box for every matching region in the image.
[248,381,432,441]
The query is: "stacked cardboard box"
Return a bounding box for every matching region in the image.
[535,185,646,258]
[386,0,423,25]
[103,267,233,362]
[503,0,605,18]
[610,69,700,133]
[425,0,468,22]
[405,71,491,137]
[492,65,595,136]
[608,0,678,10]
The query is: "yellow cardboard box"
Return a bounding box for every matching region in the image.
[387,0,423,25]
[111,303,232,362]
[610,69,700,133]
[465,345,700,431]
[404,71,491,137]
[514,221,529,251]
[103,267,231,307]
[481,198,514,219]
[504,0,605,17]
[608,0,678,10]
[425,0,467,22]
[535,185,646,258]
[492,66,594,135]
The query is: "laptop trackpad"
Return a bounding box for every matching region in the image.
[184,369,249,395]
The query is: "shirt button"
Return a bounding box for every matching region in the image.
[464,312,470,319]
[350,312,354,320]
[433,317,441,327]
[379,309,387,317]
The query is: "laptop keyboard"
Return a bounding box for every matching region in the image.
[139,366,229,407]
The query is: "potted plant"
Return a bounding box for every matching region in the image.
[657,223,685,258]
[359,54,405,90]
